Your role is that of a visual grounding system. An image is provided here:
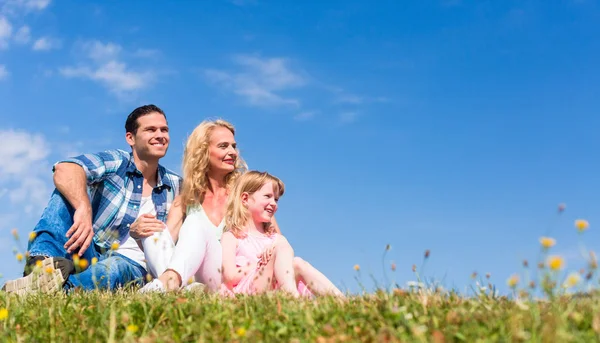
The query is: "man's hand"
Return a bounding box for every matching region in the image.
[130,214,165,239]
[64,206,94,256]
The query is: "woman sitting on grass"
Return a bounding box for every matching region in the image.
[220,171,343,297]
[133,119,247,292]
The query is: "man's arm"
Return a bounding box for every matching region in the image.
[54,162,95,256]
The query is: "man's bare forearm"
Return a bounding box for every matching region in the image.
[53,163,92,211]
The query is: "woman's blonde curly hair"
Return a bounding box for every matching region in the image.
[180,119,247,209]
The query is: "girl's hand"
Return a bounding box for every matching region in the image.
[257,247,274,267]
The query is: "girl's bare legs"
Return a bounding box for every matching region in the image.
[273,240,300,296]
[293,257,345,297]
[250,240,299,296]
[249,254,276,293]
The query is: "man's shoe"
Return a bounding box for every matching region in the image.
[2,257,74,295]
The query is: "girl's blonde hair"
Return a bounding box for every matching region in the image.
[180,119,247,208]
[224,171,285,238]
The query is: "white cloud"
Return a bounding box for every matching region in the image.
[1,0,51,13]
[13,25,30,44]
[32,36,59,51]
[22,0,51,10]
[61,62,150,93]
[85,41,121,61]
[204,54,305,107]
[0,64,8,79]
[0,130,50,176]
[0,16,12,49]
[59,40,156,95]
[0,130,52,213]
[1,0,52,50]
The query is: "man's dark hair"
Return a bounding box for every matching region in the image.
[125,104,166,134]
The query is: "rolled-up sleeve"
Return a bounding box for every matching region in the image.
[53,150,127,185]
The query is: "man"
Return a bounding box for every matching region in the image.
[3,104,181,294]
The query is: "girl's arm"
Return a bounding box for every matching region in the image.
[166,195,185,243]
[221,231,243,288]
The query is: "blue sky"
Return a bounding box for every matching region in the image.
[1,0,600,295]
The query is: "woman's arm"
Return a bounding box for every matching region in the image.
[271,216,282,234]
[166,195,185,243]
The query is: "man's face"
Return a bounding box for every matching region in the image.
[126,112,170,161]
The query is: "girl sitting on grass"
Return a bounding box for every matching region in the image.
[220,171,344,297]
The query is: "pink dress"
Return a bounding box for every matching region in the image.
[222,231,312,296]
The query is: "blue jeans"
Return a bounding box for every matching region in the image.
[27,190,147,291]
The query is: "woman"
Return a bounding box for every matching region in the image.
[133,119,248,292]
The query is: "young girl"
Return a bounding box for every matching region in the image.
[220,171,344,297]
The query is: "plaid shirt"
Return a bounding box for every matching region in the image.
[57,149,182,249]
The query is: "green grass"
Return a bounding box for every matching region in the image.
[2,288,600,342]
[2,211,598,341]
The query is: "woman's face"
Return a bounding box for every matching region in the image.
[207,126,238,175]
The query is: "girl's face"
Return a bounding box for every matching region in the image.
[207,126,238,175]
[245,182,279,224]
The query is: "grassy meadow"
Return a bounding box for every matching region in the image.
[1,212,600,342]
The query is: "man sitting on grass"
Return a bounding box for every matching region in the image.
[3,104,181,294]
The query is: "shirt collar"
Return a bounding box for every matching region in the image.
[125,152,173,190]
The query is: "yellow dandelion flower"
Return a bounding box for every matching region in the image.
[91,257,98,266]
[0,308,8,321]
[73,255,80,264]
[111,242,120,250]
[236,327,246,337]
[353,264,360,271]
[575,219,589,232]
[15,253,23,262]
[547,255,565,271]
[539,237,556,249]
[35,260,43,268]
[564,272,581,288]
[45,266,54,274]
[506,274,519,288]
[145,274,153,282]
[28,232,36,242]
[79,258,88,269]
[126,324,138,333]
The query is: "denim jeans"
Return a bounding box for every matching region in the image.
[27,190,147,291]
